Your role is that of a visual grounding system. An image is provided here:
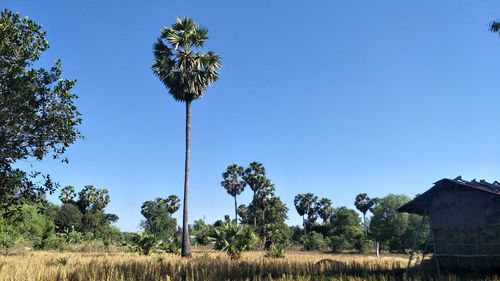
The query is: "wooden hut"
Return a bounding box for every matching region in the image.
[398,177,500,269]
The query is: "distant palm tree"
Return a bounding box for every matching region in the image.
[165,195,180,215]
[221,164,246,224]
[243,162,266,228]
[255,178,275,236]
[294,193,317,235]
[152,17,221,257]
[491,21,500,35]
[315,198,333,224]
[354,193,376,236]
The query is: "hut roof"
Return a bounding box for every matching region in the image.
[398,177,500,215]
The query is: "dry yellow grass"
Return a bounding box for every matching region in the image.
[0,250,497,280]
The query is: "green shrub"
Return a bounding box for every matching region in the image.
[210,223,258,259]
[131,232,158,255]
[329,235,351,252]
[264,242,289,258]
[161,236,181,254]
[301,231,326,251]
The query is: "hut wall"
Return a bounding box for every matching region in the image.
[429,188,500,269]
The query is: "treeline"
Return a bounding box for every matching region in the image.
[133,162,429,259]
[0,185,123,251]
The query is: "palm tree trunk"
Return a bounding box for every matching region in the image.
[261,205,266,238]
[253,192,257,228]
[181,101,192,257]
[363,213,367,236]
[234,195,238,225]
[303,215,307,235]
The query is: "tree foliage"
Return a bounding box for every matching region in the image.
[490,21,500,35]
[368,194,428,252]
[221,164,246,223]
[140,196,179,240]
[0,9,82,216]
[294,193,318,233]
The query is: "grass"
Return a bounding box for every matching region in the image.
[0,249,499,280]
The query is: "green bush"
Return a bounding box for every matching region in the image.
[301,231,326,251]
[161,236,181,254]
[131,232,158,255]
[210,223,258,259]
[264,242,289,258]
[329,235,350,252]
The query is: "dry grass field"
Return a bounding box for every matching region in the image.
[0,249,499,281]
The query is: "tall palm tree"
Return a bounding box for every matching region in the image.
[220,164,246,224]
[294,193,318,235]
[243,162,266,228]
[152,18,221,257]
[315,197,333,224]
[354,193,376,236]
[255,178,275,237]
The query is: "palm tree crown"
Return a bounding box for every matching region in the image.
[152,17,221,102]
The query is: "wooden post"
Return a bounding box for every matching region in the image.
[376,242,380,259]
[430,228,441,276]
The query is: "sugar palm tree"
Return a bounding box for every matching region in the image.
[152,18,221,257]
[165,195,180,215]
[315,197,333,224]
[221,164,246,224]
[243,162,266,228]
[294,193,318,235]
[491,21,500,35]
[354,193,376,236]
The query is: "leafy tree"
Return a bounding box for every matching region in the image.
[0,9,82,216]
[328,207,365,252]
[17,204,55,248]
[55,203,82,232]
[220,164,246,224]
[152,17,221,257]
[315,198,333,224]
[192,219,212,245]
[68,185,117,237]
[354,193,377,235]
[369,194,411,252]
[294,193,318,234]
[243,162,267,227]
[140,196,179,240]
[301,231,326,251]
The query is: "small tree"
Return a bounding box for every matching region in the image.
[141,196,179,240]
[55,203,82,232]
[369,194,411,252]
[221,164,246,224]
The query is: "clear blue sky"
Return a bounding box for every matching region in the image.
[5,0,500,231]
